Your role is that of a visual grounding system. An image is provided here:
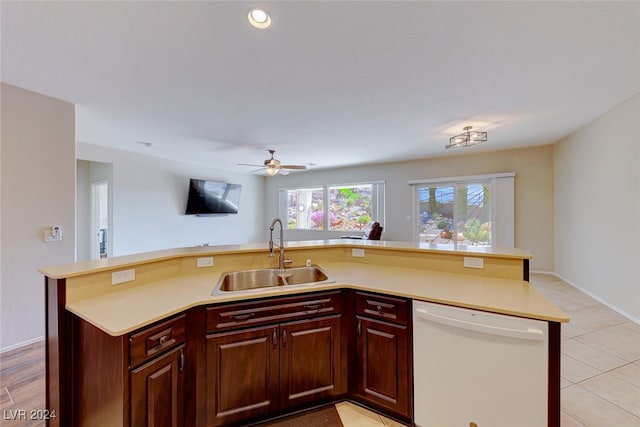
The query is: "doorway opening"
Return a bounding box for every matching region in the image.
[76,160,113,261]
[91,181,109,259]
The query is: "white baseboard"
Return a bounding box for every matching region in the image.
[540,272,640,325]
[530,269,556,276]
[0,336,44,354]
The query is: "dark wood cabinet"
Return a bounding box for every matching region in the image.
[354,292,413,422]
[356,317,409,415]
[131,344,186,427]
[65,289,414,427]
[280,315,343,408]
[205,291,346,426]
[70,313,188,427]
[205,325,279,426]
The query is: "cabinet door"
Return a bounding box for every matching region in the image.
[131,344,185,427]
[280,315,343,409]
[356,316,410,418]
[206,325,279,426]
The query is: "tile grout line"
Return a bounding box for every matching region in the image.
[564,333,639,362]
[560,352,640,394]
[561,344,636,377]
[565,382,640,422]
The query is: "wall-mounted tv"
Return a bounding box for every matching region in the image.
[185,179,242,215]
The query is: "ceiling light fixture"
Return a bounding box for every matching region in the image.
[248,8,271,29]
[446,126,487,149]
[265,166,279,176]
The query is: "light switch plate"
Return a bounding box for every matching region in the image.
[44,226,62,242]
[463,257,484,269]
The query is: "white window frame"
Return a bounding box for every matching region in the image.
[279,181,386,233]
[409,173,514,248]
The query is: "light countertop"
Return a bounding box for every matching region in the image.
[66,261,568,336]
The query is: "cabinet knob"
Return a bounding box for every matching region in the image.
[159,335,169,346]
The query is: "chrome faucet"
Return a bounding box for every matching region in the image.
[269,217,291,272]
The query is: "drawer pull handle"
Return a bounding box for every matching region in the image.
[230,313,255,321]
[304,303,323,311]
[376,305,383,314]
[147,328,176,355]
[179,349,185,372]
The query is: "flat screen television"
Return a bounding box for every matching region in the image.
[185,179,242,215]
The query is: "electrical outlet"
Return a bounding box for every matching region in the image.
[112,269,135,285]
[197,257,214,268]
[351,248,365,258]
[463,257,484,269]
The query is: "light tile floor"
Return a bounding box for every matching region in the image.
[531,273,640,427]
[336,273,640,427]
[335,402,405,427]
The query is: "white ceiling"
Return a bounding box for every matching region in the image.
[2,1,639,173]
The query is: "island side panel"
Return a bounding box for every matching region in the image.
[45,276,72,427]
[72,316,128,427]
[548,321,561,427]
[185,306,207,426]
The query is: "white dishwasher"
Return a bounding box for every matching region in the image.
[413,300,548,427]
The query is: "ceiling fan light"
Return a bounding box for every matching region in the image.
[266,166,279,176]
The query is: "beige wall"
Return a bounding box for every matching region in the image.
[265,145,555,271]
[554,94,639,321]
[0,84,76,351]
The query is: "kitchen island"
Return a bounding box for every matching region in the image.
[40,240,568,427]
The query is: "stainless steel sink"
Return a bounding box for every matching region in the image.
[212,265,335,295]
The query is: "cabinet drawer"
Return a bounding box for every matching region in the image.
[130,314,186,367]
[356,292,408,324]
[207,290,343,332]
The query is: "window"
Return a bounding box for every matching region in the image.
[410,173,514,248]
[284,187,324,229]
[280,182,385,232]
[417,182,492,245]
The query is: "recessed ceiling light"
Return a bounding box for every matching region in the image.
[248,8,271,29]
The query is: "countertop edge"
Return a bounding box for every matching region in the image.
[65,262,568,337]
[41,239,532,279]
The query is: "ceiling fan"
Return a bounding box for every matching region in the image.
[238,150,307,176]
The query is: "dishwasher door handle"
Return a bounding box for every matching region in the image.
[415,308,545,341]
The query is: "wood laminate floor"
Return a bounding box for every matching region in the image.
[1,273,638,426]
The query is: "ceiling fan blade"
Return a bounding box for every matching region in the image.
[279,169,290,176]
[280,165,307,170]
[238,163,263,167]
[249,167,266,173]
